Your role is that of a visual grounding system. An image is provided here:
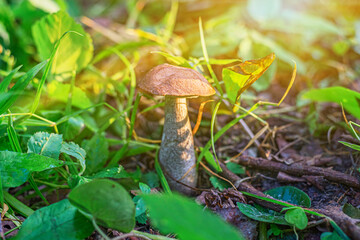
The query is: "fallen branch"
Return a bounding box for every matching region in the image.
[219,162,360,240]
[234,155,360,189]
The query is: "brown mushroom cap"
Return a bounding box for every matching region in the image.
[137,63,216,97]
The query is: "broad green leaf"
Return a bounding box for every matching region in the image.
[142,172,159,188]
[47,81,92,109]
[134,196,146,218]
[60,116,84,140]
[226,162,245,175]
[265,186,311,207]
[0,61,46,114]
[223,68,249,103]
[138,182,151,194]
[27,132,63,159]
[133,182,151,224]
[68,179,135,233]
[61,142,86,174]
[83,135,109,174]
[342,203,360,219]
[88,166,129,179]
[209,176,231,191]
[237,203,288,225]
[223,53,275,103]
[284,208,308,230]
[0,151,63,188]
[143,193,245,240]
[32,11,93,76]
[202,147,222,172]
[14,199,94,240]
[67,175,91,189]
[302,86,360,120]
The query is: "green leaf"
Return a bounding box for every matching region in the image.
[0,65,22,93]
[237,202,288,225]
[68,179,135,233]
[226,162,245,175]
[60,116,84,140]
[265,186,311,207]
[32,11,93,76]
[142,171,160,188]
[0,151,63,188]
[67,175,92,189]
[88,166,129,179]
[139,182,151,194]
[133,183,151,224]
[151,51,191,67]
[222,53,275,103]
[14,199,94,240]
[143,193,245,240]
[83,135,109,174]
[339,141,360,152]
[27,132,63,159]
[0,61,46,114]
[202,147,222,172]
[284,208,308,230]
[3,191,34,217]
[47,81,92,109]
[222,68,249,103]
[321,232,342,240]
[209,176,231,191]
[302,86,360,120]
[61,142,86,175]
[342,203,360,219]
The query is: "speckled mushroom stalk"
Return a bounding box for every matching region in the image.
[159,96,197,195]
[137,64,215,195]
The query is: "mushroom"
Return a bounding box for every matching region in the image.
[137,64,215,194]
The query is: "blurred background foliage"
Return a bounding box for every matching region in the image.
[1,0,359,93]
[0,0,360,150]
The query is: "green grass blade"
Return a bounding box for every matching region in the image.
[155,149,171,194]
[198,110,249,165]
[329,220,351,240]
[28,175,49,205]
[0,61,46,115]
[0,65,22,93]
[111,49,136,116]
[199,18,222,95]
[65,68,77,115]
[31,31,80,114]
[0,174,3,207]
[7,123,22,153]
[6,120,49,205]
[129,93,141,140]
[4,192,34,217]
[210,101,221,170]
[163,0,179,42]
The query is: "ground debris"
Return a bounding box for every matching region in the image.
[196,189,258,240]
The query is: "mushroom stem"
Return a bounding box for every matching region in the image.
[159,96,197,195]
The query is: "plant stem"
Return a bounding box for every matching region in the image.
[112,230,175,240]
[34,179,69,189]
[92,218,110,240]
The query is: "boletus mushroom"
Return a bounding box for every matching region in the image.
[137,64,215,195]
